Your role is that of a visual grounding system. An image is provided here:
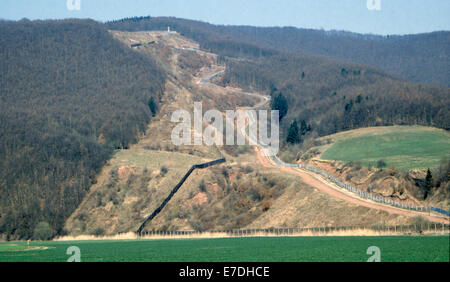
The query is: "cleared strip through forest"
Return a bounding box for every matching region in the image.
[199,69,450,222]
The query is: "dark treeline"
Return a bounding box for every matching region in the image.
[107,16,449,86]
[204,26,450,87]
[0,19,165,239]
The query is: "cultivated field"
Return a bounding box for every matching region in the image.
[319,126,450,171]
[0,236,448,262]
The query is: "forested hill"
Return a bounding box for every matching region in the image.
[107,16,449,142]
[0,19,165,239]
[221,54,450,140]
[107,16,449,86]
[204,27,450,87]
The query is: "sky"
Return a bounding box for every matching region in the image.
[1,0,449,35]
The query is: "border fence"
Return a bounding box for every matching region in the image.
[201,68,450,219]
[267,154,450,217]
[137,70,449,237]
[137,223,450,238]
[238,78,450,219]
[137,158,226,234]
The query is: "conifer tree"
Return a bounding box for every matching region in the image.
[286,120,300,144]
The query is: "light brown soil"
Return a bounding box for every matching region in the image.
[258,153,449,224]
[185,192,208,208]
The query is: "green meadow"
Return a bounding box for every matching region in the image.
[320,126,450,171]
[0,236,448,262]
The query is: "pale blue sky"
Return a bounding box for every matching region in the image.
[1,0,449,35]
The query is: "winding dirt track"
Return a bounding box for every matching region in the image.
[256,148,449,224]
[199,64,449,225]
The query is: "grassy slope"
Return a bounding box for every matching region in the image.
[0,236,448,262]
[320,126,450,171]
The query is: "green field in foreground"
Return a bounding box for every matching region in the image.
[320,126,450,171]
[0,236,448,262]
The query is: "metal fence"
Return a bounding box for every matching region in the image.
[137,158,226,234]
[204,71,450,219]
[267,154,450,217]
[137,223,450,237]
[239,84,449,218]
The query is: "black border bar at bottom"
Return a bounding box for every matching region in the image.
[3,262,448,281]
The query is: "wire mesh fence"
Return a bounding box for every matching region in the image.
[137,223,450,237]
[266,153,449,217]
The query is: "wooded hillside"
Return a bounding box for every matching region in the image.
[221,54,449,141]
[107,16,449,145]
[107,16,450,86]
[0,19,165,239]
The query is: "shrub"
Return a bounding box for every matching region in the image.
[249,187,263,202]
[96,192,104,207]
[33,222,53,241]
[199,180,207,192]
[345,173,353,181]
[244,165,254,174]
[354,161,362,170]
[261,199,272,212]
[75,213,87,222]
[110,168,119,182]
[377,160,387,170]
[221,167,229,178]
[160,166,168,176]
[148,96,157,117]
[189,220,205,232]
[91,227,105,236]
